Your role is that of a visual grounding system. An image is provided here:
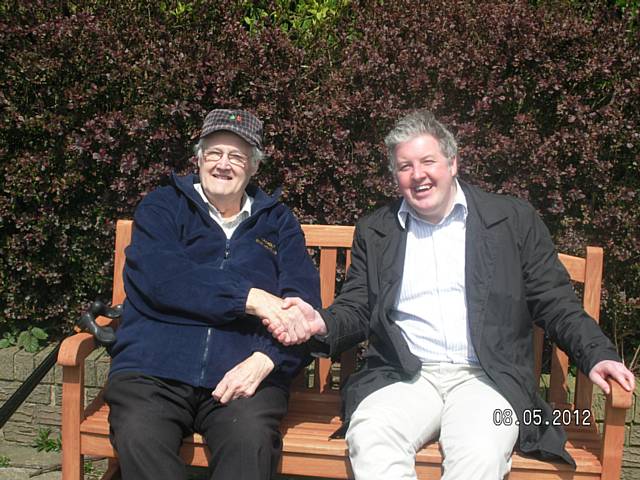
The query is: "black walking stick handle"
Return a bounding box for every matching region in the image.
[76,300,120,347]
[89,300,123,320]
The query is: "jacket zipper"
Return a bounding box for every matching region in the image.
[199,327,212,385]
[201,239,231,384]
[220,239,230,268]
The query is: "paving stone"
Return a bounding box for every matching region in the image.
[0,441,61,480]
[29,471,61,479]
[0,441,60,466]
[0,348,18,381]
[0,468,30,479]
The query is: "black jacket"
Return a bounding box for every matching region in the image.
[318,180,619,465]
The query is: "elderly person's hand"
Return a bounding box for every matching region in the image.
[263,297,327,346]
[212,352,274,404]
[245,288,311,344]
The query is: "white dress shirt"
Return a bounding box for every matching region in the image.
[194,183,253,239]
[391,179,479,364]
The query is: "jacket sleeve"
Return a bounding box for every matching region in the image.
[251,207,321,376]
[520,205,620,374]
[124,200,253,326]
[317,219,371,356]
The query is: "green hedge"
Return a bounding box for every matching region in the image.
[0,0,638,365]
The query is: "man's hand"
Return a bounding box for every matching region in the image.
[245,288,311,343]
[263,297,327,346]
[212,352,275,404]
[588,360,636,394]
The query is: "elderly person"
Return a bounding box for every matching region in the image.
[266,110,635,479]
[105,109,320,480]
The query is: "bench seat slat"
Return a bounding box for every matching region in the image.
[79,401,603,473]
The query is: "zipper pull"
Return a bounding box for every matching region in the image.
[225,239,230,259]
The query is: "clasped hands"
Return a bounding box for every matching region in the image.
[246,288,326,346]
[212,289,325,404]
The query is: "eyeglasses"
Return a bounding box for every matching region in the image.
[202,148,249,167]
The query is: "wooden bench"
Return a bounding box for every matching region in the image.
[58,220,633,479]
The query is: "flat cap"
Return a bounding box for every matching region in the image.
[200,109,263,150]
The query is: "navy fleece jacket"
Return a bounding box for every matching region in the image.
[108,173,321,390]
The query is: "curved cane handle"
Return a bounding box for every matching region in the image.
[77,300,121,347]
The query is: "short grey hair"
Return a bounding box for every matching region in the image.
[384,110,458,172]
[194,138,265,168]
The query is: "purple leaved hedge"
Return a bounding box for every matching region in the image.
[1,0,638,362]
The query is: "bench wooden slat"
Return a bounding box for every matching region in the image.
[574,247,604,413]
[112,220,131,308]
[549,346,571,406]
[302,225,355,248]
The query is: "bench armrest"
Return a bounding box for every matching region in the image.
[57,315,116,367]
[57,332,97,367]
[605,377,633,409]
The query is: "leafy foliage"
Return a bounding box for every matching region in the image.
[0,0,638,365]
[0,329,18,349]
[0,326,48,352]
[17,327,48,352]
[243,0,351,48]
[33,428,62,452]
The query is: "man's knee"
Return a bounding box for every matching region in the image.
[442,437,515,478]
[209,408,281,453]
[110,414,182,454]
[347,414,414,453]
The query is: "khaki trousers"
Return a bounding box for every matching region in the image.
[346,363,519,480]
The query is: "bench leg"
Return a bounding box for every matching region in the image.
[61,365,85,480]
[600,406,626,480]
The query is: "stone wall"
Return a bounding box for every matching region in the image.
[0,345,109,446]
[0,346,638,478]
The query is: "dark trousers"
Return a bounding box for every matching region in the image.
[104,372,289,480]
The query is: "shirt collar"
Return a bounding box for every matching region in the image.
[397,178,468,229]
[194,183,253,222]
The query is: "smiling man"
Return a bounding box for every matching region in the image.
[264,110,635,479]
[104,109,320,480]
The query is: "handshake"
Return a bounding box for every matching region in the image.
[245,288,327,345]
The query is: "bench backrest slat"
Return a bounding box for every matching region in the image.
[111,220,602,410]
